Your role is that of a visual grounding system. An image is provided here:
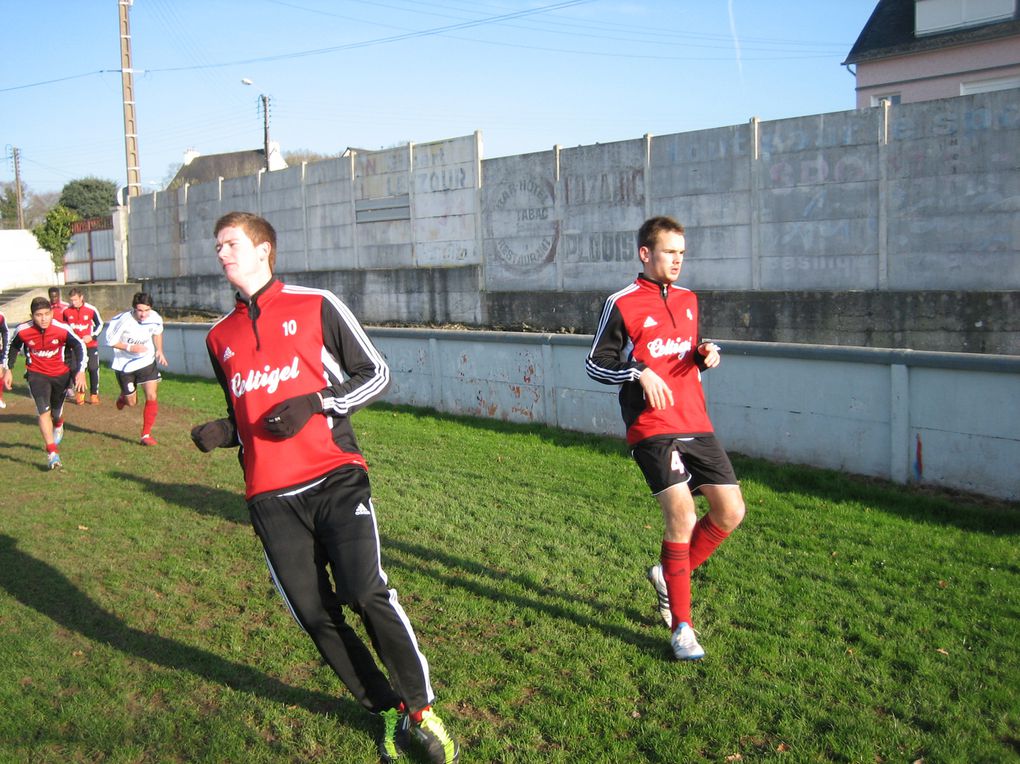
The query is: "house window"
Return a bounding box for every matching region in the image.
[871,93,902,106]
[916,0,1016,35]
[960,75,1020,94]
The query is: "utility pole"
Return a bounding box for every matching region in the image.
[119,0,141,198]
[12,147,25,229]
[259,94,271,172]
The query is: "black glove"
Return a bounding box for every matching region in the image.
[191,418,237,452]
[263,391,323,438]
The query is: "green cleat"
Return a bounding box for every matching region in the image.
[406,708,459,763]
[377,706,409,763]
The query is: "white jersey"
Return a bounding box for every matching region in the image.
[105,308,164,373]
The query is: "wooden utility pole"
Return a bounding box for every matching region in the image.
[119,0,141,198]
[12,147,25,229]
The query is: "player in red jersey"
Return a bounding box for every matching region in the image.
[586,216,746,660]
[0,310,7,409]
[190,211,459,763]
[2,297,87,469]
[48,287,70,316]
[63,288,104,404]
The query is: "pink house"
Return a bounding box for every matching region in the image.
[844,0,1020,107]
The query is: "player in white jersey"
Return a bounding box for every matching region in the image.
[104,292,168,445]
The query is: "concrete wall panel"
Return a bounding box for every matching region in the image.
[141,325,1020,501]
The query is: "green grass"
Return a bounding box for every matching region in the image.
[0,369,1017,763]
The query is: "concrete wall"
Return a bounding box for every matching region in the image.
[126,90,1020,351]
[0,230,59,290]
[117,324,1020,503]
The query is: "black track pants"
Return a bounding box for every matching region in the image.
[248,466,435,713]
[86,347,100,395]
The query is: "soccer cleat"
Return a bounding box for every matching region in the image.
[75,391,86,405]
[53,425,64,445]
[647,564,673,628]
[0,398,6,409]
[140,435,158,446]
[406,708,459,763]
[377,707,409,762]
[47,452,62,470]
[670,622,705,661]
[89,394,100,405]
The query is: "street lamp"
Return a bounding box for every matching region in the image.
[242,78,271,172]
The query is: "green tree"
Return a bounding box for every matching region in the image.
[0,181,25,229]
[283,148,339,165]
[58,177,118,219]
[32,205,80,272]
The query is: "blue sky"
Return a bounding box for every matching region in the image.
[2,0,878,195]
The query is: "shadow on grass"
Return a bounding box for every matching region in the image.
[112,470,666,657]
[730,454,1020,536]
[382,537,665,657]
[64,420,140,446]
[376,402,630,459]
[380,404,1019,535]
[109,471,249,524]
[0,412,138,447]
[0,534,369,726]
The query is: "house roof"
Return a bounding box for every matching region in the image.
[844,0,1020,65]
[167,149,273,190]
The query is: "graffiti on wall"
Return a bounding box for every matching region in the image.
[486,178,559,269]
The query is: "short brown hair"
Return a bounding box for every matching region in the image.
[638,216,685,252]
[214,211,277,273]
[31,297,52,314]
[132,292,153,309]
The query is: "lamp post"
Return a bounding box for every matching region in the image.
[242,78,271,172]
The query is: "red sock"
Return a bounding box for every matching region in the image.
[661,540,692,631]
[53,417,64,428]
[410,705,431,724]
[689,515,731,570]
[46,443,58,454]
[142,400,158,437]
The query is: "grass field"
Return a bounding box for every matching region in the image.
[0,368,1017,763]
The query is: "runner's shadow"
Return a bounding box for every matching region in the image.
[108,471,249,524]
[0,534,365,723]
[63,421,141,446]
[112,472,666,651]
[383,537,664,655]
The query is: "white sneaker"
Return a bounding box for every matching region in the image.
[670,622,705,661]
[647,564,672,628]
[0,398,6,409]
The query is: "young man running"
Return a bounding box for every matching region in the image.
[48,287,70,315]
[0,310,7,409]
[62,288,104,404]
[585,215,745,660]
[105,292,167,445]
[190,211,459,763]
[1,297,87,469]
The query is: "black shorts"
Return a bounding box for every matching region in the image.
[115,361,161,396]
[631,434,738,496]
[27,371,72,416]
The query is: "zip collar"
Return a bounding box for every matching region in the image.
[637,273,676,299]
[235,278,283,350]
